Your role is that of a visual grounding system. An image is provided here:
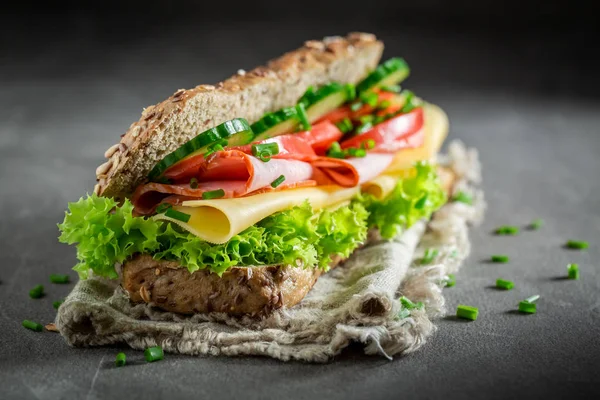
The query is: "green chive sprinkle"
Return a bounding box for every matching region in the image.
[29,285,44,299]
[452,191,473,205]
[525,294,540,303]
[115,352,127,367]
[155,203,172,214]
[445,274,456,287]
[201,189,225,201]
[495,279,514,290]
[252,143,279,162]
[399,296,423,310]
[295,103,311,131]
[144,346,164,363]
[494,225,519,235]
[566,240,589,250]
[518,295,539,314]
[380,84,401,93]
[359,115,374,124]
[164,208,191,223]
[491,255,510,263]
[344,83,356,100]
[348,147,367,158]
[366,139,376,149]
[528,218,544,230]
[335,118,353,134]
[567,263,579,280]
[360,91,379,107]
[271,175,286,188]
[421,248,439,265]
[22,320,43,332]
[50,274,70,284]
[456,305,478,321]
[397,309,411,319]
[189,177,199,189]
[378,100,392,110]
[53,300,64,310]
[355,122,373,134]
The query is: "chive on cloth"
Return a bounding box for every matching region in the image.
[56,141,484,362]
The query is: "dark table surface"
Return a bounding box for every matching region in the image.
[1,18,599,400]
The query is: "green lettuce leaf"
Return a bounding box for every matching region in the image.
[359,161,447,239]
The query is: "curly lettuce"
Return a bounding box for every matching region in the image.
[359,161,447,239]
[58,196,368,279]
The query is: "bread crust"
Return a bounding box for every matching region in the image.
[96,33,384,199]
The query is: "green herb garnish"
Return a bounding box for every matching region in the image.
[567,263,579,280]
[335,118,353,134]
[445,274,456,287]
[380,84,401,93]
[271,175,286,188]
[29,285,44,299]
[495,278,514,290]
[494,225,519,235]
[116,352,127,367]
[49,274,70,284]
[518,295,540,314]
[528,218,544,230]
[201,189,225,201]
[252,142,279,162]
[491,255,510,263]
[456,305,478,321]
[399,296,424,310]
[155,203,172,214]
[189,177,199,189]
[144,346,164,363]
[566,240,588,250]
[22,320,43,332]
[452,191,473,205]
[53,300,64,310]
[421,248,439,264]
[295,103,311,131]
[164,208,191,223]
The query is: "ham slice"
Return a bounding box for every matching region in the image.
[133,150,314,215]
[311,153,394,187]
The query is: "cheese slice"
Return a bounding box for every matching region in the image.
[154,103,448,244]
[154,185,360,244]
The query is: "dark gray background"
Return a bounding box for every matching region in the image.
[1,2,599,399]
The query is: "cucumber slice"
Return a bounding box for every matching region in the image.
[251,106,305,141]
[148,118,253,180]
[299,82,355,122]
[356,58,410,93]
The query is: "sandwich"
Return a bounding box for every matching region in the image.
[58,32,453,318]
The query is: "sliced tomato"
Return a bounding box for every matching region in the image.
[340,107,424,152]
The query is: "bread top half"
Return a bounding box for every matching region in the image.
[94,33,384,200]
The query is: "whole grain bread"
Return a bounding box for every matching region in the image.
[96,33,384,199]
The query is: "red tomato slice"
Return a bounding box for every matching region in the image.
[340,107,424,152]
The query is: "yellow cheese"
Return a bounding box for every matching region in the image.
[154,185,360,244]
[384,103,448,174]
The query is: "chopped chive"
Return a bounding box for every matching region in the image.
[400,90,418,113]
[445,273,456,287]
[327,142,345,159]
[22,320,43,332]
[252,142,279,162]
[528,218,544,230]
[366,139,376,149]
[295,103,311,131]
[49,274,70,284]
[360,91,379,107]
[494,225,519,235]
[377,100,392,110]
[204,143,224,157]
[271,175,286,188]
[29,285,44,299]
[189,177,198,189]
[490,255,510,263]
[380,84,401,93]
[414,194,428,210]
[518,297,539,314]
[164,208,191,223]
[155,203,172,214]
[350,101,363,112]
[359,115,374,124]
[495,279,514,290]
[53,300,64,310]
[347,147,366,158]
[144,346,164,363]
[115,352,127,367]
[201,189,225,201]
[456,305,478,321]
[567,263,579,280]
[344,83,357,100]
[566,240,589,250]
[335,118,353,134]
[421,248,439,265]
[399,296,423,310]
[397,308,411,319]
[452,191,473,205]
